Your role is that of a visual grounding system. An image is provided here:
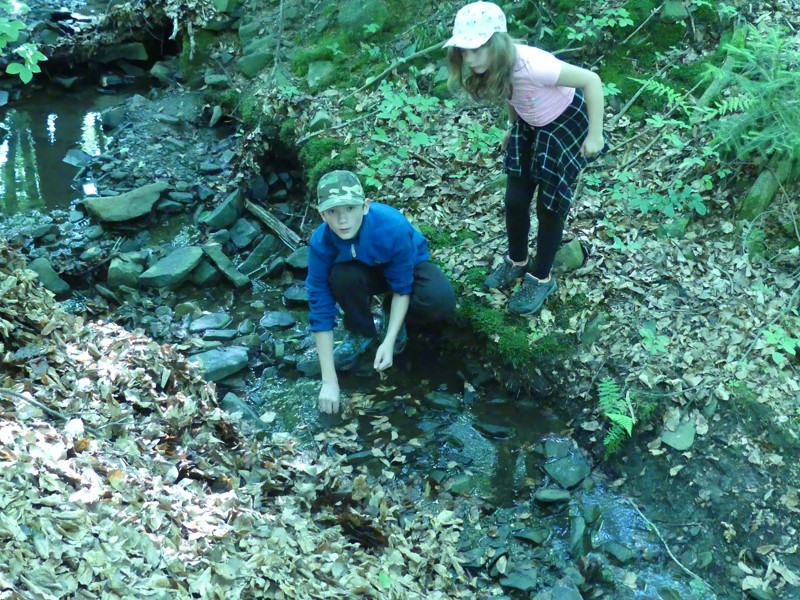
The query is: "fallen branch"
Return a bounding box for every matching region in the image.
[245,200,302,250]
[296,109,379,145]
[628,499,712,589]
[270,0,285,83]
[0,387,100,435]
[342,41,444,102]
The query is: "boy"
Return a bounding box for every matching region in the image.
[306,170,455,414]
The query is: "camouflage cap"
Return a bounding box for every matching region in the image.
[317,170,365,212]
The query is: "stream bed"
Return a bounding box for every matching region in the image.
[0,78,746,600]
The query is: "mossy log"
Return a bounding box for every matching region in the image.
[736,155,795,221]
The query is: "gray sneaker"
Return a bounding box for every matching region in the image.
[484,256,527,290]
[507,274,558,315]
[333,332,374,370]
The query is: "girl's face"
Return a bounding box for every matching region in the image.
[461,44,491,74]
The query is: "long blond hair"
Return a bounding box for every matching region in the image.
[447,32,516,102]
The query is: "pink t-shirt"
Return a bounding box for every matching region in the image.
[509,44,575,127]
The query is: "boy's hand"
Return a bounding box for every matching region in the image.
[319,381,341,414]
[581,133,605,158]
[373,341,394,372]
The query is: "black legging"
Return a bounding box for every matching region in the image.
[505,174,565,280]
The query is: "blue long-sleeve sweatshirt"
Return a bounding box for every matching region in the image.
[305,202,430,332]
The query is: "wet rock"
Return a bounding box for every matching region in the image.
[445,474,474,495]
[234,334,261,349]
[101,105,126,129]
[202,244,250,288]
[63,149,93,167]
[603,541,635,565]
[221,392,264,428]
[238,20,262,46]
[499,568,537,592]
[532,580,583,600]
[513,528,549,545]
[657,215,691,239]
[203,329,238,342]
[139,246,203,288]
[745,588,779,600]
[95,42,148,63]
[175,302,201,318]
[579,502,601,524]
[209,105,223,127]
[459,547,487,569]
[28,257,70,295]
[190,313,233,333]
[0,91,8,107]
[204,74,229,87]
[260,311,296,329]
[534,488,570,503]
[168,192,194,203]
[230,218,260,249]
[285,246,310,269]
[423,391,460,411]
[473,422,514,440]
[660,420,696,450]
[209,230,231,246]
[568,515,588,558]
[150,61,176,85]
[188,346,249,382]
[190,260,223,287]
[544,453,591,489]
[282,282,309,305]
[200,162,224,175]
[107,256,144,289]
[53,76,80,89]
[83,181,169,222]
[199,189,242,230]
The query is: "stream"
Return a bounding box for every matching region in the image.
[0,77,727,599]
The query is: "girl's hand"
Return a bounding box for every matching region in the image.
[501,127,512,151]
[373,341,394,372]
[319,381,341,414]
[581,133,605,158]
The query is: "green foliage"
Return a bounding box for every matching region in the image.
[639,325,668,354]
[703,25,800,161]
[763,322,800,367]
[597,377,636,454]
[565,7,633,44]
[0,1,46,83]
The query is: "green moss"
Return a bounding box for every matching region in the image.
[179,29,218,88]
[457,297,572,374]
[418,225,478,251]
[239,89,261,126]
[299,136,358,189]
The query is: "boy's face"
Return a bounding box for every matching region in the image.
[320,200,370,240]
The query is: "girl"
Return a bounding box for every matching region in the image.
[445,1,606,315]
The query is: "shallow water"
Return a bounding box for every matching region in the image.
[0,86,121,214]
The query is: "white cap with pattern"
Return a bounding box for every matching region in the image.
[444,1,507,49]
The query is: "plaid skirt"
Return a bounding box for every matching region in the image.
[504,90,605,220]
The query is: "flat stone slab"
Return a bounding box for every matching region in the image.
[84,181,169,222]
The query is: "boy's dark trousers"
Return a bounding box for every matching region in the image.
[329,261,455,338]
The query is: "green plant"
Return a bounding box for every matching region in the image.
[763,323,800,367]
[597,377,635,454]
[639,325,669,354]
[565,8,633,43]
[1,1,46,83]
[703,25,800,161]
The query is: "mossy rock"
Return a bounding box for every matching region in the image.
[337,0,389,32]
[238,49,274,78]
[179,29,218,88]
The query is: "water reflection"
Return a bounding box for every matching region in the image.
[0,88,111,215]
